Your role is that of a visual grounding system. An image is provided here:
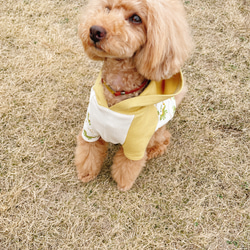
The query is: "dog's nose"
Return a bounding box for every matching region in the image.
[90,25,107,43]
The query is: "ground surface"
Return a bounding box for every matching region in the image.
[0,0,249,249]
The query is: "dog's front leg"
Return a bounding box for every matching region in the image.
[75,132,107,183]
[111,148,147,191]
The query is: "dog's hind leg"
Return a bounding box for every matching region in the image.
[146,126,171,160]
[75,132,107,183]
[111,148,147,191]
[146,85,187,160]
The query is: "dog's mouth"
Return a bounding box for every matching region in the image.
[90,40,123,59]
[88,40,107,55]
[93,43,104,51]
[88,37,109,55]
[88,25,130,58]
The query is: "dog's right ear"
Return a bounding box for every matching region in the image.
[134,0,193,81]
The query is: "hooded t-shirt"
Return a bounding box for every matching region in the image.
[82,71,183,160]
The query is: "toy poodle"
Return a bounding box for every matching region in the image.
[75,0,193,191]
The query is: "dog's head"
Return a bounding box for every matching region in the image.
[78,0,192,80]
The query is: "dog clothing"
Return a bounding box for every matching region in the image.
[82,71,183,160]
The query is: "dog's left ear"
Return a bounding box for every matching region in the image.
[134,0,193,81]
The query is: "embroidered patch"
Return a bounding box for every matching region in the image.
[158,102,169,121]
[155,97,176,131]
[83,129,99,140]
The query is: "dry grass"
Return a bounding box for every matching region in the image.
[0,0,249,249]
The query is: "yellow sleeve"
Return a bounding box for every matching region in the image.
[122,105,158,160]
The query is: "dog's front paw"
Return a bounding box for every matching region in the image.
[77,168,99,183]
[117,183,134,192]
[111,163,135,191]
[75,132,107,183]
[111,148,146,191]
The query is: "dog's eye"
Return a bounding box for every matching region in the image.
[129,14,142,24]
[105,6,111,13]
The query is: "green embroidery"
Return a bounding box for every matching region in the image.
[159,103,168,121]
[83,129,98,140]
[172,105,176,113]
[87,112,91,125]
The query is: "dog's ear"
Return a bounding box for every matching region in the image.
[134,0,193,81]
